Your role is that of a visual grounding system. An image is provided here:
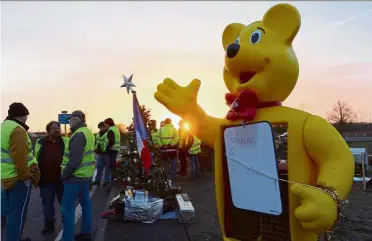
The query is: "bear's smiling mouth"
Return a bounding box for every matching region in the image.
[239,72,256,84]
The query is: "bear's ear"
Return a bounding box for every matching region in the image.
[263,3,301,44]
[222,23,246,50]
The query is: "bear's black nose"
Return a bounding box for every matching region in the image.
[226,44,240,58]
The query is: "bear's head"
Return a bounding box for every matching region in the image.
[222,3,301,102]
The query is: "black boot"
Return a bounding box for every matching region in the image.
[74,234,92,241]
[41,220,55,234]
[20,238,32,241]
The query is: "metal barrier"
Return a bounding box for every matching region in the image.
[351,148,369,193]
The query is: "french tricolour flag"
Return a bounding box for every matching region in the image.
[133,93,153,171]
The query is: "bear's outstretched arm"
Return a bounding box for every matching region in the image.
[303,115,355,198]
[155,78,222,147]
[183,104,222,148]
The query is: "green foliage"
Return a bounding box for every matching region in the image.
[117,120,169,196]
[127,105,158,133]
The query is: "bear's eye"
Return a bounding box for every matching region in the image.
[235,35,240,44]
[250,30,263,45]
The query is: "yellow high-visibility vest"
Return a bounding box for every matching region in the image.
[151,131,160,147]
[34,136,69,164]
[108,126,121,151]
[159,124,179,148]
[0,120,38,179]
[188,136,202,155]
[95,132,108,151]
[61,127,95,178]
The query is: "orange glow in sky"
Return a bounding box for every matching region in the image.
[1,2,372,132]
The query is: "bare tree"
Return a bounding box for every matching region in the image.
[327,100,357,124]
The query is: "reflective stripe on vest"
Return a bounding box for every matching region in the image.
[189,137,201,154]
[0,148,34,163]
[108,126,121,151]
[151,131,160,146]
[34,136,69,163]
[160,148,178,152]
[95,132,108,150]
[95,133,100,149]
[61,127,95,178]
[33,139,42,161]
[1,120,38,179]
[159,125,177,146]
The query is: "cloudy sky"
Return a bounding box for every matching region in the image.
[1,1,372,131]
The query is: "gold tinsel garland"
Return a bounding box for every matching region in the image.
[315,182,345,241]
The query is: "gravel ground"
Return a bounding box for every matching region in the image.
[326,183,372,241]
[104,175,372,241]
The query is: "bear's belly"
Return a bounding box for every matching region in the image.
[221,121,291,241]
[217,107,313,241]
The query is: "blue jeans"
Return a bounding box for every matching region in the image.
[40,182,63,222]
[95,154,111,183]
[1,180,32,241]
[190,155,200,179]
[62,181,92,241]
[160,151,177,181]
[107,151,118,179]
[169,158,177,180]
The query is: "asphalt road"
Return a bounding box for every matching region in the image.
[1,172,111,241]
[104,173,223,241]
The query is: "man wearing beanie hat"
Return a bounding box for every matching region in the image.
[60,110,95,241]
[1,102,40,241]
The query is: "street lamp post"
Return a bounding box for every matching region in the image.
[61,110,68,137]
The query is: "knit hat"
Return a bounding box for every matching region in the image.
[69,110,86,122]
[8,102,29,118]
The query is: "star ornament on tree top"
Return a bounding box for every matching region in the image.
[121,74,136,94]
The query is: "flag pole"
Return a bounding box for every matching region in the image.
[131,90,154,174]
[121,74,155,170]
[132,90,155,146]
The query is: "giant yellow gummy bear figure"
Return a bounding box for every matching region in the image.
[154,3,354,241]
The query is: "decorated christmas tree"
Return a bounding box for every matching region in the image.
[116,131,177,197]
[114,74,178,198]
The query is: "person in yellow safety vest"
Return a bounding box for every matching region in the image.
[158,118,179,180]
[103,118,121,181]
[151,131,160,148]
[188,135,202,179]
[92,121,110,186]
[178,120,194,176]
[61,110,95,241]
[149,120,159,148]
[158,120,165,147]
[33,121,69,234]
[1,102,40,241]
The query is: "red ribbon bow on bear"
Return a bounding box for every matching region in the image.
[225,89,282,121]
